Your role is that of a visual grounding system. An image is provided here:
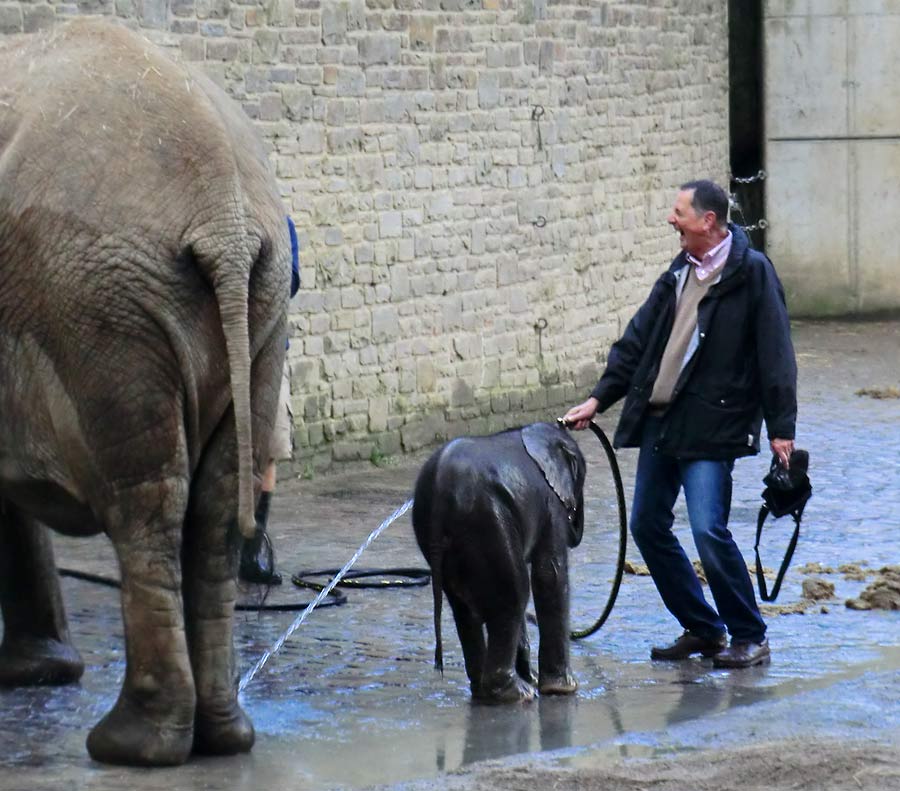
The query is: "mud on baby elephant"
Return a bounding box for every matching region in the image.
[412,422,586,703]
[0,21,291,766]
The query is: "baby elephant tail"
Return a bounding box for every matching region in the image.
[430,537,444,675]
[412,465,445,675]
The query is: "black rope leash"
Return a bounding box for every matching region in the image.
[235,587,348,611]
[57,562,431,609]
[291,567,430,590]
[56,567,350,611]
[562,419,629,641]
[57,567,121,588]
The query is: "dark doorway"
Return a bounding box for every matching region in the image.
[728,0,765,250]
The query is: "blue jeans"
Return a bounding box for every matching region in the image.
[630,417,766,643]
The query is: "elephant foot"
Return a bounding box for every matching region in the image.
[193,703,255,756]
[0,636,84,687]
[86,695,194,766]
[477,671,537,704]
[539,671,578,696]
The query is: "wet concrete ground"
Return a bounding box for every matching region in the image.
[1,319,898,790]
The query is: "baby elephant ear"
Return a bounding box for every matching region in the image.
[521,422,578,512]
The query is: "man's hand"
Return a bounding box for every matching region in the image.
[770,438,794,468]
[563,397,600,430]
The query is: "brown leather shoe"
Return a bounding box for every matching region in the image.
[712,638,771,668]
[650,630,728,661]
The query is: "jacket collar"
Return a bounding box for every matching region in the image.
[667,223,751,284]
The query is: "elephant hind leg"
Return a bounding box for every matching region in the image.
[182,493,254,758]
[447,542,535,704]
[183,410,255,758]
[0,502,84,686]
[481,615,536,704]
[479,560,536,704]
[445,589,487,698]
[87,476,195,767]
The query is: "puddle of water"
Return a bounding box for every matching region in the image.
[1,321,898,790]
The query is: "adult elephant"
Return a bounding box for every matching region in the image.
[0,20,290,766]
[412,423,586,703]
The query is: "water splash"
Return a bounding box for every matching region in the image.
[238,498,414,694]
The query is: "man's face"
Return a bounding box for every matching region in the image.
[668,189,711,257]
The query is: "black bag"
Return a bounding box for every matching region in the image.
[762,449,812,518]
[754,449,812,601]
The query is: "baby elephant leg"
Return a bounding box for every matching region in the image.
[445,590,487,698]
[515,617,537,687]
[478,555,536,704]
[481,615,536,703]
[531,551,577,695]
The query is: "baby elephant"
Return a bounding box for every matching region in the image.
[412,422,586,703]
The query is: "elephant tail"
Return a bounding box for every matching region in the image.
[193,235,257,541]
[413,453,445,675]
[430,537,444,675]
[215,266,257,541]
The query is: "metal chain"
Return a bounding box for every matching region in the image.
[729,171,768,232]
[731,169,766,185]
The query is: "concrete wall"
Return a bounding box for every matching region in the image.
[0,1,730,470]
[765,0,900,316]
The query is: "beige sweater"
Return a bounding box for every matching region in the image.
[648,267,714,407]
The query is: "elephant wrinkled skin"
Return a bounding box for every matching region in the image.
[0,21,290,766]
[412,423,586,704]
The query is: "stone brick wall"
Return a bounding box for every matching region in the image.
[1,1,730,471]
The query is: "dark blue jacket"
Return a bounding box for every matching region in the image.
[590,224,797,460]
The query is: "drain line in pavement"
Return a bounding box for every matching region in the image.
[238,497,415,694]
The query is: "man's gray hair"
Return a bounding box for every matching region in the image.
[680,179,729,227]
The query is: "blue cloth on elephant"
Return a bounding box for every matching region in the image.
[287,215,300,298]
[286,216,300,351]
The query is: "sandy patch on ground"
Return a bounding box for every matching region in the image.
[423,739,900,791]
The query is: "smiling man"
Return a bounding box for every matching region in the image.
[565,179,798,669]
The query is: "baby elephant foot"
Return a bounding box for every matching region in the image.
[86,694,194,766]
[539,671,578,695]
[0,637,84,687]
[193,703,255,756]
[478,671,537,704]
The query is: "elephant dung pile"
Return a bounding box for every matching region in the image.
[845,566,900,611]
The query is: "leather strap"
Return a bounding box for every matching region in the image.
[754,500,806,602]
